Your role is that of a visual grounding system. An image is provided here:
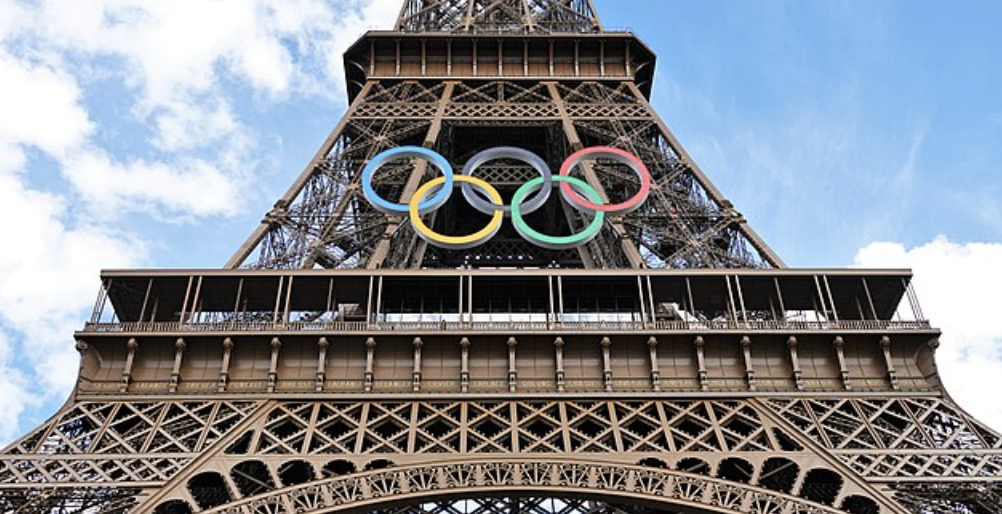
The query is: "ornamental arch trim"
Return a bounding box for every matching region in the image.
[197,459,860,514]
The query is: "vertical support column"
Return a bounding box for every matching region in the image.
[601,337,613,392]
[120,338,139,393]
[556,276,565,325]
[364,337,377,393]
[412,337,423,392]
[787,336,804,391]
[458,276,465,325]
[267,337,282,393]
[740,336,756,392]
[281,276,295,325]
[169,338,186,393]
[547,276,556,328]
[554,337,566,392]
[507,337,518,393]
[374,277,384,324]
[179,276,194,326]
[879,336,900,391]
[647,337,661,392]
[460,337,471,393]
[636,276,649,325]
[90,281,109,324]
[646,276,658,328]
[694,336,708,392]
[834,336,853,391]
[219,338,234,393]
[366,277,375,325]
[316,337,329,393]
[468,276,474,327]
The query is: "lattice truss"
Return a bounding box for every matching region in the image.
[0,488,139,514]
[396,0,602,34]
[5,397,1001,513]
[555,82,773,269]
[0,400,260,513]
[249,108,434,268]
[135,399,889,514]
[891,483,1002,514]
[236,80,779,270]
[767,397,1002,514]
[767,397,1002,479]
[225,399,798,456]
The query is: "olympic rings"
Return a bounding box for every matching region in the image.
[512,176,606,250]
[461,147,551,217]
[410,176,504,250]
[360,145,649,250]
[362,146,454,215]
[559,146,651,214]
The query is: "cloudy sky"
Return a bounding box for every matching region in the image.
[0,0,1000,443]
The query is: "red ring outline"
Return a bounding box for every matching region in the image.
[558,146,651,213]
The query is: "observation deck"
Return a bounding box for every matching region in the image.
[73,268,940,398]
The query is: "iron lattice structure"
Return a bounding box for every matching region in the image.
[226,0,782,271]
[3,1,1000,513]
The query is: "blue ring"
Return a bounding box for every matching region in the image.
[362,147,454,215]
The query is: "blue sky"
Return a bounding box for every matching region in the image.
[0,0,1000,442]
[596,0,1002,266]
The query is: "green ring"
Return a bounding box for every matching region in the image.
[511,176,606,250]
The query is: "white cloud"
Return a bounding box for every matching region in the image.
[855,237,1002,431]
[0,0,402,444]
[150,98,241,153]
[0,50,92,161]
[0,1,28,42]
[64,149,242,219]
[0,0,400,222]
[32,0,399,140]
[0,172,142,440]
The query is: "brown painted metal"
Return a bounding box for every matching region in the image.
[3,1,1000,513]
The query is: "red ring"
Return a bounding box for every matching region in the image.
[558,146,651,213]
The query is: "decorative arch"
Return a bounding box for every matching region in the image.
[759,457,800,494]
[277,459,315,486]
[153,499,193,514]
[230,460,275,497]
[842,495,881,514]
[717,457,754,484]
[200,459,849,514]
[187,471,233,510]
[800,468,844,506]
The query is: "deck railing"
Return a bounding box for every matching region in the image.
[81,318,933,334]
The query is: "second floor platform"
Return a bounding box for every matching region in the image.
[82,268,932,337]
[70,268,942,398]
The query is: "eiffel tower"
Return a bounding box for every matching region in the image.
[3,1,1001,513]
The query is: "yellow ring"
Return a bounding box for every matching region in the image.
[409,175,504,249]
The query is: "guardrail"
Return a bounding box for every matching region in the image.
[81,319,933,334]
